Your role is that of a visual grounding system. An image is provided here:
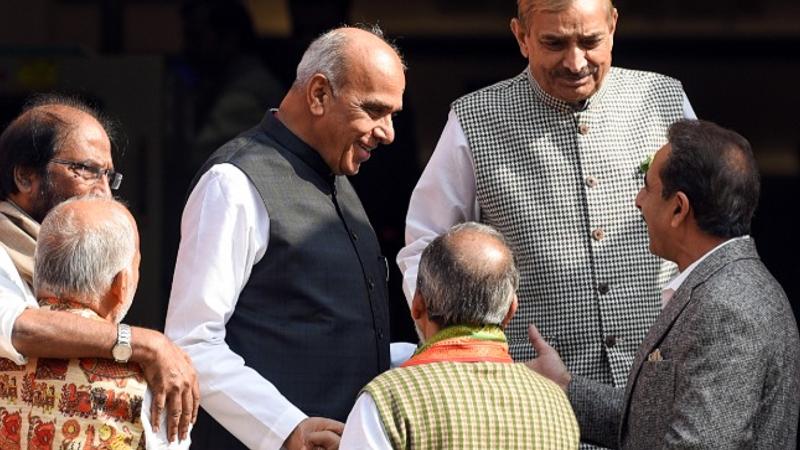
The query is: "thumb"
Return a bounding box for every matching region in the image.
[528,324,552,355]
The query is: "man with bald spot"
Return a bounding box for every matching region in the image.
[166,25,405,450]
[0,95,198,443]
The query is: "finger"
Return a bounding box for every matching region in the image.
[306,430,341,450]
[189,359,200,424]
[166,387,182,443]
[179,382,194,441]
[323,419,344,435]
[150,388,166,434]
[527,324,551,354]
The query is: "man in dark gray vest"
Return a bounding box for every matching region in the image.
[165,25,405,450]
[398,3,696,447]
[528,119,800,449]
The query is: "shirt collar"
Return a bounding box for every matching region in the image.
[663,235,751,294]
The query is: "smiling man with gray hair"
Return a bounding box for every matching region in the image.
[166,24,406,450]
[341,222,579,449]
[0,196,189,449]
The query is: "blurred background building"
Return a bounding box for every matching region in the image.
[0,0,798,349]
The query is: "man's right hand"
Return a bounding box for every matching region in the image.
[132,327,199,443]
[283,417,345,450]
[525,324,572,391]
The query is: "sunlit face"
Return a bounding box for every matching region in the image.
[512,0,617,104]
[317,48,405,176]
[635,144,673,259]
[30,112,114,222]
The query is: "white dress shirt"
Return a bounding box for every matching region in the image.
[660,236,750,307]
[165,164,305,450]
[340,393,392,449]
[166,164,413,450]
[0,245,35,363]
[397,95,697,303]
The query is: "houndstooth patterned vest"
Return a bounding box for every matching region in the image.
[452,67,685,387]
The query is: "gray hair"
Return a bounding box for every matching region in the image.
[416,222,519,327]
[517,0,615,26]
[33,196,136,300]
[293,24,404,92]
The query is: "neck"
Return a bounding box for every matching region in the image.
[275,90,316,148]
[36,289,113,321]
[673,233,729,271]
[4,194,37,221]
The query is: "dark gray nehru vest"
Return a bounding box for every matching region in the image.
[191,112,390,450]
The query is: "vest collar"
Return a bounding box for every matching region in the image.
[525,66,612,113]
[260,109,335,181]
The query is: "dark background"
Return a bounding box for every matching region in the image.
[0,0,797,360]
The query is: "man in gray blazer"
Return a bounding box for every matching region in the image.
[528,119,800,449]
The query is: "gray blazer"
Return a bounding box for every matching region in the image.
[568,238,800,449]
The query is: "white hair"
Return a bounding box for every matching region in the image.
[33,196,136,302]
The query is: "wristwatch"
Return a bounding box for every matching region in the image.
[112,323,133,363]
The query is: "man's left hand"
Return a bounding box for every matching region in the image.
[525,324,571,391]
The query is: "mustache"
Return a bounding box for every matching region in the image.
[552,65,599,80]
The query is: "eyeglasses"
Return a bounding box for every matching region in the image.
[49,158,123,190]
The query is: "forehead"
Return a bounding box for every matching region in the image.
[648,143,672,183]
[529,0,611,36]
[56,113,112,164]
[341,45,405,108]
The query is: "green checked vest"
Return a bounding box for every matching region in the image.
[452,67,685,388]
[364,362,579,449]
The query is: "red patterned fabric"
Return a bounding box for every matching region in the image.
[0,305,146,449]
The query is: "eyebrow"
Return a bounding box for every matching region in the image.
[361,99,401,114]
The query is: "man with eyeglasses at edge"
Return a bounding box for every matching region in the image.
[0,94,199,444]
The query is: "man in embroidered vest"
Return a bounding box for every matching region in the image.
[397,3,696,446]
[340,222,579,449]
[528,119,800,448]
[0,94,197,444]
[0,196,190,449]
[165,24,405,450]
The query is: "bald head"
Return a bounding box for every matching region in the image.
[293,24,405,93]
[417,222,519,328]
[34,196,138,320]
[0,95,115,201]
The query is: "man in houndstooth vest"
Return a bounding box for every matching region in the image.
[398,1,696,446]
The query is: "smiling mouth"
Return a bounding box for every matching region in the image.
[356,143,374,161]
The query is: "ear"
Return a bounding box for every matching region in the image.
[105,269,128,318]
[501,295,518,328]
[306,73,333,117]
[670,192,691,228]
[13,166,39,194]
[509,18,530,59]
[411,292,426,321]
[608,8,618,48]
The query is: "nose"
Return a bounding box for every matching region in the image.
[563,45,587,73]
[373,116,395,145]
[635,187,643,210]
[92,175,112,197]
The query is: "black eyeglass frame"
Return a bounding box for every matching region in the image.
[48,158,123,190]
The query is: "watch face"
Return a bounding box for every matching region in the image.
[113,344,133,362]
